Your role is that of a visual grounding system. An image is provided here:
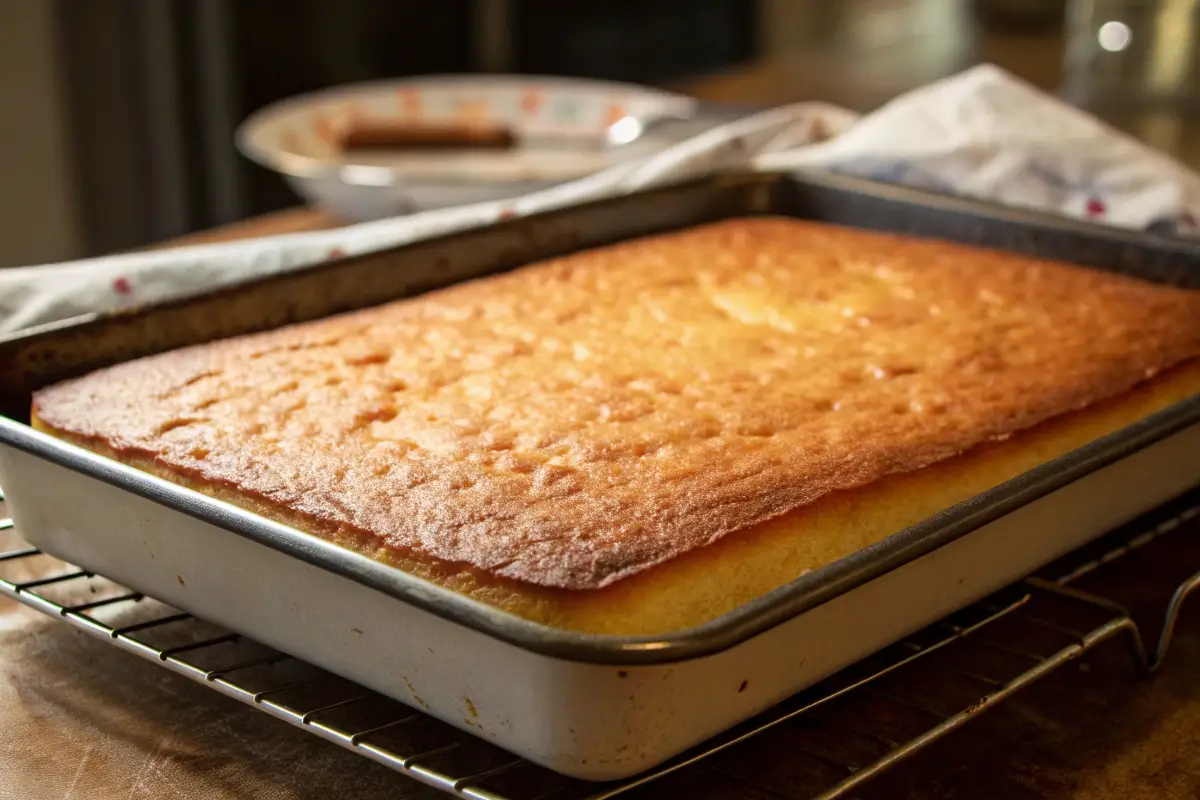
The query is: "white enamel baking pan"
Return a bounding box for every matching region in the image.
[1,173,1198,780]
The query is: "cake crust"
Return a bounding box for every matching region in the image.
[31,218,1200,593]
[32,359,1200,634]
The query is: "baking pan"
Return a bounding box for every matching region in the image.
[0,171,1197,780]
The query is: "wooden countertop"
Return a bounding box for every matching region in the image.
[147,206,344,248]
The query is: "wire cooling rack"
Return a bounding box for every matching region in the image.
[2,488,1199,800]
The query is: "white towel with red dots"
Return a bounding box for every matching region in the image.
[2,64,1198,335]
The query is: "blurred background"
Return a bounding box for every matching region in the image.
[2,0,1196,266]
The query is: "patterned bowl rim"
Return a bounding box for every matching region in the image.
[235,73,699,187]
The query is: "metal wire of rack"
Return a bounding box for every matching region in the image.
[2,488,1199,800]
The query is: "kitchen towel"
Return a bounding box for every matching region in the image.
[2,63,1198,336]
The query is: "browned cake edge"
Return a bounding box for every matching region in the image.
[31,358,1200,635]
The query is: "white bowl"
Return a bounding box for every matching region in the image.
[236,74,701,221]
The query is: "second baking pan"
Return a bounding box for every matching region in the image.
[0,171,1198,780]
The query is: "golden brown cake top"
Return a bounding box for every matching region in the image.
[32,218,1200,590]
